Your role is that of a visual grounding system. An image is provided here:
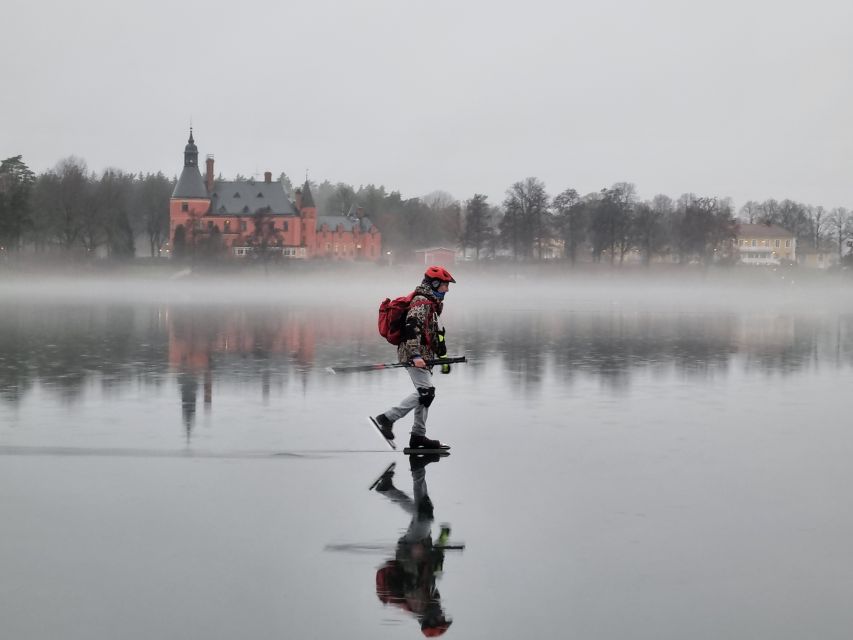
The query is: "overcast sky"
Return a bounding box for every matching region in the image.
[4,0,853,209]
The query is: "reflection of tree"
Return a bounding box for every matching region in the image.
[0,305,169,405]
[740,316,821,374]
[454,311,852,396]
[3,304,853,411]
[497,318,547,394]
[178,370,198,438]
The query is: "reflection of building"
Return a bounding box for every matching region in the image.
[167,308,382,433]
[798,246,838,269]
[735,223,796,265]
[168,311,319,372]
[169,129,382,260]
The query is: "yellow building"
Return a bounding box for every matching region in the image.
[735,223,796,265]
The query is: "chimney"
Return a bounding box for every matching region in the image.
[295,189,303,210]
[264,171,272,184]
[205,155,215,194]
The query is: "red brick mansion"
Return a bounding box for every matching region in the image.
[169,130,382,260]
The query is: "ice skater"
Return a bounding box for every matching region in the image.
[371,266,456,451]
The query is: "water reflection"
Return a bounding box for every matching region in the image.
[371,457,455,636]
[1,304,853,409]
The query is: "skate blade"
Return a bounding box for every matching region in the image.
[368,461,396,490]
[368,416,396,450]
[403,448,451,455]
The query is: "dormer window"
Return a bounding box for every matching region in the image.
[233,192,241,198]
[257,192,264,198]
[242,206,250,213]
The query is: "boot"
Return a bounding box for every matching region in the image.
[368,462,396,492]
[417,495,435,518]
[409,453,442,472]
[409,434,450,450]
[373,414,395,441]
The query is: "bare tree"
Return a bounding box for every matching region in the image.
[739,200,760,224]
[501,177,551,260]
[809,205,826,250]
[423,190,462,247]
[94,169,135,258]
[828,207,852,262]
[131,172,173,257]
[676,195,737,265]
[590,182,635,264]
[755,199,780,225]
[552,188,586,264]
[632,196,668,266]
[32,157,90,252]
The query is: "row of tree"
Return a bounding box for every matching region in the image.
[3,155,852,263]
[476,179,853,264]
[0,156,172,257]
[263,175,853,265]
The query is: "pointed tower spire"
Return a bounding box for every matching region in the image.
[300,179,315,208]
[184,127,199,168]
[173,129,208,198]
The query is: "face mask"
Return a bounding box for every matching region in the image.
[433,289,446,300]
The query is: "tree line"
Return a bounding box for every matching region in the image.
[3,155,852,264]
[0,156,172,258]
[310,175,853,265]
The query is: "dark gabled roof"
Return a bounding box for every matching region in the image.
[172,166,208,199]
[316,215,376,232]
[736,223,795,239]
[210,180,298,216]
[300,181,316,208]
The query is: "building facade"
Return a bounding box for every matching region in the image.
[414,247,457,266]
[735,223,796,265]
[169,130,381,260]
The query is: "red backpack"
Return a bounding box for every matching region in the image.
[378,292,435,346]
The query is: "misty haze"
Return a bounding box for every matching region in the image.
[1,270,853,639]
[4,0,853,637]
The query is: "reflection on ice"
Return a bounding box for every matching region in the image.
[370,457,455,636]
[1,302,853,412]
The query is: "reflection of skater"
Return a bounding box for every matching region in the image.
[372,456,453,636]
[372,266,456,451]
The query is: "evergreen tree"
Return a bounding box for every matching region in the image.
[0,155,35,251]
[462,194,492,260]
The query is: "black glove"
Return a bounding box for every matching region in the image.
[436,328,447,357]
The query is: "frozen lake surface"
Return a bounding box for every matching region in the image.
[2,274,853,639]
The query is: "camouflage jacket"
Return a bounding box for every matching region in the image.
[397,283,444,364]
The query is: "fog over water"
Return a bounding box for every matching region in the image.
[2,268,853,639]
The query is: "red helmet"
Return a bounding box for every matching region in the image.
[422,621,452,636]
[424,266,456,283]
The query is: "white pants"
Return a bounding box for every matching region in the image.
[383,367,434,436]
